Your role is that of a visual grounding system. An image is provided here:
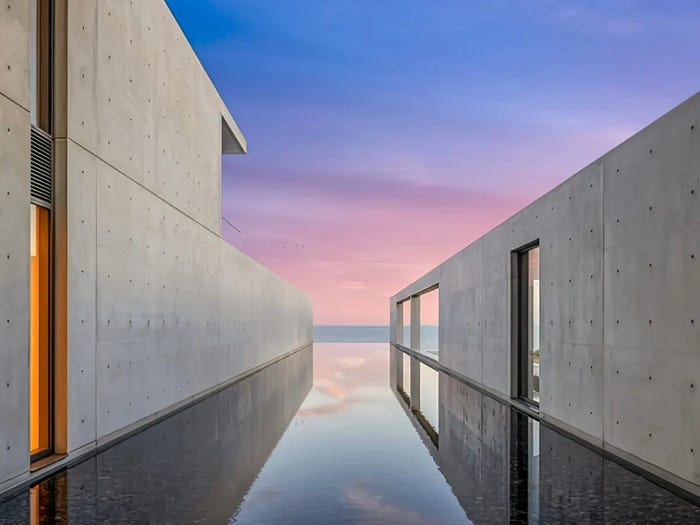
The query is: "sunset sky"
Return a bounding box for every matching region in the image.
[166,0,700,325]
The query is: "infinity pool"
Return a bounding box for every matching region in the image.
[0,343,698,524]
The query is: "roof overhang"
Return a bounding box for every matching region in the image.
[221,115,247,154]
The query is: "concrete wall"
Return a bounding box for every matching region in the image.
[391,92,700,495]
[0,0,33,491]
[0,0,312,495]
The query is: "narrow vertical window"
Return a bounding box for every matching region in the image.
[514,242,541,405]
[30,204,52,458]
[29,0,55,462]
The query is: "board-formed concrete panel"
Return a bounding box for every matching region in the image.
[66,0,242,235]
[0,94,31,488]
[602,94,700,487]
[66,141,98,452]
[0,0,30,110]
[391,91,700,495]
[92,160,312,441]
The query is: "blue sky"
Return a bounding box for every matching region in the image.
[166,0,700,324]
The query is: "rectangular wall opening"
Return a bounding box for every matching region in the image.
[401,300,410,348]
[513,242,541,405]
[30,204,52,459]
[30,0,57,463]
[419,287,439,359]
[402,353,411,399]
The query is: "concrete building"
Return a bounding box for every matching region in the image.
[390,92,700,499]
[0,0,312,498]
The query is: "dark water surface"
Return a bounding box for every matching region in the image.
[1,343,698,524]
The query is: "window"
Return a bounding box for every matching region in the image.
[30,204,52,458]
[30,0,55,462]
[513,243,541,404]
[419,287,439,359]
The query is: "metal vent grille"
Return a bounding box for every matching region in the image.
[31,125,53,206]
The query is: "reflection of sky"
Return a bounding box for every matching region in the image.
[231,343,471,524]
[420,364,440,431]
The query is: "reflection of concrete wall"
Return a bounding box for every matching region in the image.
[0,345,313,524]
[0,0,312,494]
[439,374,510,523]
[538,422,604,523]
[433,373,700,523]
[392,92,700,494]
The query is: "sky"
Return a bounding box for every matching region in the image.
[165,0,700,325]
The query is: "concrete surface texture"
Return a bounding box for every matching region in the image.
[391,91,700,496]
[0,0,312,495]
[0,0,33,491]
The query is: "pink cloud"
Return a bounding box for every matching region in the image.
[222,170,530,324]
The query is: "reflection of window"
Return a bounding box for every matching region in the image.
[419,288,439,357]
[402,353,411,398]
[30,204,52,458]
[402,301,410,348]
[30,471,67,523]
[510,412,540,522]
[514,242,541,405]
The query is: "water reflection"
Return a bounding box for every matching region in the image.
[419,363,439,432]
[232,343,469,524]
[0,346,313,524]
[3,343,698,524]
[406,358,700,524]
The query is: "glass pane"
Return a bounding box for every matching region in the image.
[30,204,51,456]
[528,247,540,403]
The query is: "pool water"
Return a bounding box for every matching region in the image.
[0,343,698,524]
